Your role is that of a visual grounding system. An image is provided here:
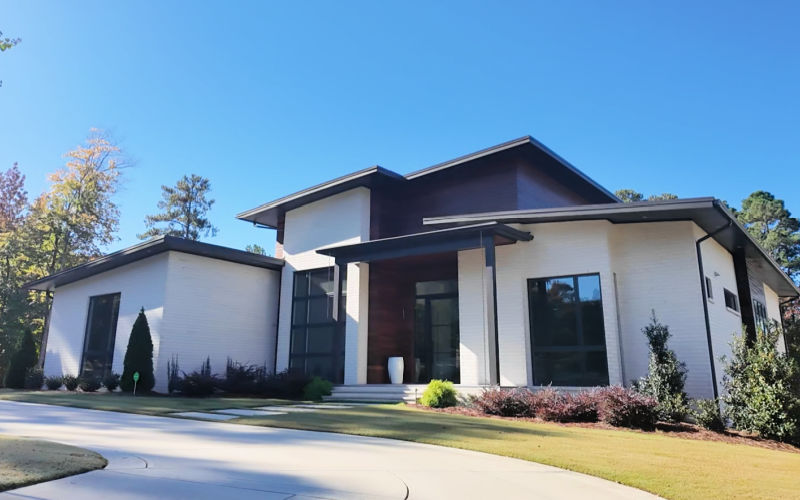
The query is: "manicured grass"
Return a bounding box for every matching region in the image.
[0,389,292,416]
[3,390,799,499]
[0,435,107,492]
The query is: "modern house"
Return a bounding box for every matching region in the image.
[27,136,799,400]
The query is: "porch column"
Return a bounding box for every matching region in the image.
[343,262,369,384]
[483,234,501,385]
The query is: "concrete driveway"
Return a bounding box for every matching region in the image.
[0,400,658,499]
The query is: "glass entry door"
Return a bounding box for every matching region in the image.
[413,280,460,383]
[81,293,121,377]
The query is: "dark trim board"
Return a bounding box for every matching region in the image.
[25,236,284,291]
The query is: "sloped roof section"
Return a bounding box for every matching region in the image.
[24,236,284,291]
[237,136,620,228]
[423,198,799,298]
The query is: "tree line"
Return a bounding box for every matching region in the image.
[0,130,219,383]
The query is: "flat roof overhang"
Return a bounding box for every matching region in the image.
[24,236,285,292]
[316,222,533,264]
[423,197,800,298]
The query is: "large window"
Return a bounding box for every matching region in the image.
[527,274,609,386]
[81,293,121,377]
[289,267,345,383]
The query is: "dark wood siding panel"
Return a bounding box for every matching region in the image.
[516,160,599,208]
[367,252,458,383]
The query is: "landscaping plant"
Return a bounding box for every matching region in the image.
[62,375,79,391]
[474,388,535,417]
[179,357,217,397]
[3,329,37,389]
[303,376,333,401]
[167,355,181,394]
[595,386,658,430]
[78,375,102,392]
[103,373,120,392]
[722,325,800,442]
[24,368,44,390]
[44,376,62,390]
[120,308,155,392]
[633,312,689,422]
[692,398,725,432]
[255,370,311,399]
[420,379,458,408]
[535,389,599,423]
[220,358,265,394]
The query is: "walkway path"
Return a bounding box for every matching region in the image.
[0,400,659,499]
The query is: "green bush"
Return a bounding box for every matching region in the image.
[120,309,155,393]
[44,376,63,390]
[79,375,102,392]
[3,329,37,389]
[103,373,120,392]
[24,367,44,390]
[633,312,689,422]
[420,379,458,408]
[303,376,333,401]
[722,326,800,442]
[693,399,725,432]
[178,357,217,397]
[62,374,79,391]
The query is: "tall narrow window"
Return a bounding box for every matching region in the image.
[289,267,346,383]
[753,299,769,330]
[705,277,713,300]
[527,274,609,386]
[81,293,121,377]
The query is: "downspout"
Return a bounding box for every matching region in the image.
[695,220,732,400]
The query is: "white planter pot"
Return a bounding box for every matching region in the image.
[387,356,404,385]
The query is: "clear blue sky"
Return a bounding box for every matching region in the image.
[2,1,798,254]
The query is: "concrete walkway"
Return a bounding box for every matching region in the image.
[0,401,659,499]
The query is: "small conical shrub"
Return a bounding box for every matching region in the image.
[3,329,37,389]
[120,308,155,392]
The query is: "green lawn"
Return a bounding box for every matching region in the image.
[2,390,799,500]
[0,435,107,492]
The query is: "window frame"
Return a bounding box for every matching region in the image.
[79,292,121,378]
[526,272,609,387]
[723,288,739,313]
[288,267,346,383]
[753,299,769,330]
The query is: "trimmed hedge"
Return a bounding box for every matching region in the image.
[420,380,458,408]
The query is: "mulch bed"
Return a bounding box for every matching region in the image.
[415,404,800,454]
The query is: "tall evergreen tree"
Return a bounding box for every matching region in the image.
[120,309,155,392]
[615,189,678,203]
[138,174,218,241]
[634,312,689,422]
[3,329,36,388]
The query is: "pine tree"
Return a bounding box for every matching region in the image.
[3,329,36,388]
[120,308,155,392]
[138,174,217,241]
[634,312,689,422]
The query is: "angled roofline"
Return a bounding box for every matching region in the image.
[423,197,799,297]
[237,135,621,228]
[24,236,284,291]
[405,135,621,202]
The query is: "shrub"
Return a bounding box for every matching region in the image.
[24,368,44,390]
[693,399,725,432]
[255,370,311,399]
[475,388,534,417]
[722,326,800,442]
[220,358,265,394]
[303,377,333,401]
[420,379,458,408]
[633,312,689,422]
[167,355,181,394]
[62,374,79,391]
[596,386,658,430]
[103,373,120,392]
[44,376,63,390]
[179,357,217,397]
[120,308,155,393]
[79,375,102,392]
[536,389,599,423]
[3,329,37,389]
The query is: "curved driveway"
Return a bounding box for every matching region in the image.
[0,401,658,499]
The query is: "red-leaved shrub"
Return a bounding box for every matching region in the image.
[474,388,534,417]
[595,386,658,430]
[532,388,599,423]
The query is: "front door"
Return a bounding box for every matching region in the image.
[413,280,460,383]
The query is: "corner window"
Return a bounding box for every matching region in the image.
[705,277,713,300]
[724,289,739,312]
[289,267,345,383]
[527,274,609,387]
[81,293,121,377]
